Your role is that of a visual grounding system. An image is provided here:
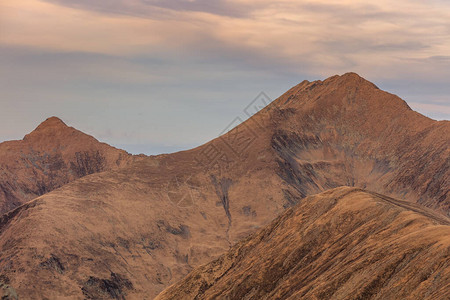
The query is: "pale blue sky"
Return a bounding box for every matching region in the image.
[1,0,449,154]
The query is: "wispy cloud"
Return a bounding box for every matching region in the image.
[2,0,450,75]
[43,0,257,18]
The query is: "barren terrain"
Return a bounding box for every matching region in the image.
[0,73,448,298]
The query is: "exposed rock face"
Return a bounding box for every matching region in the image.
[156,187,450,300]
[0,117,133,214]
[264,73,449,214]
[0,73,448,298]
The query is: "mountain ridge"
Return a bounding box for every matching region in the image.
[156,186,450,300]
[193,71,448,213]
[0,73,448,298]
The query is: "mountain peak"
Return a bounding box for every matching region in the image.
[340,71,363,79]
[33,116,68,132]
[23,117,70,141]
[323,72,378,88]
[286,73,378,98]
[276,72,383,111]
[38,116,67,129]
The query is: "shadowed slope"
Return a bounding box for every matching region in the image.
[156,187,450,300]
[0,117,133,213]
[245,72,449,213]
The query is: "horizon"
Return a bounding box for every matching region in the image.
[3,72,447,156]
[1,0,449,155]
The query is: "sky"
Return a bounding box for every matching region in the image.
[1,0,449,154]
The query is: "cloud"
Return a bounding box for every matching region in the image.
[429,55,450,61]
[2,0,450,75]
[42,0,257,18]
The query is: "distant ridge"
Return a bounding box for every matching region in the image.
[0,117,134,213]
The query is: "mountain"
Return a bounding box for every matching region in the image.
[0,117,133,214]
[156,187,450,300]
[0,73,448,298]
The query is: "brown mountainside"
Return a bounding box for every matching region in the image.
[0,117,133,213]
[234,72,449,213]
[156,187,450,300]
[0,73,448,298]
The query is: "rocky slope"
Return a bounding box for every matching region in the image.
[156,187,450,300]
[0,73,448,298]
[262,73,449,214]
[0,117,133,214]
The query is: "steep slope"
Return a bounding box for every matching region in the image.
[265,73,449,213]
[0,117,133,213]
[0,73,448,298]
[156,187,450,300]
